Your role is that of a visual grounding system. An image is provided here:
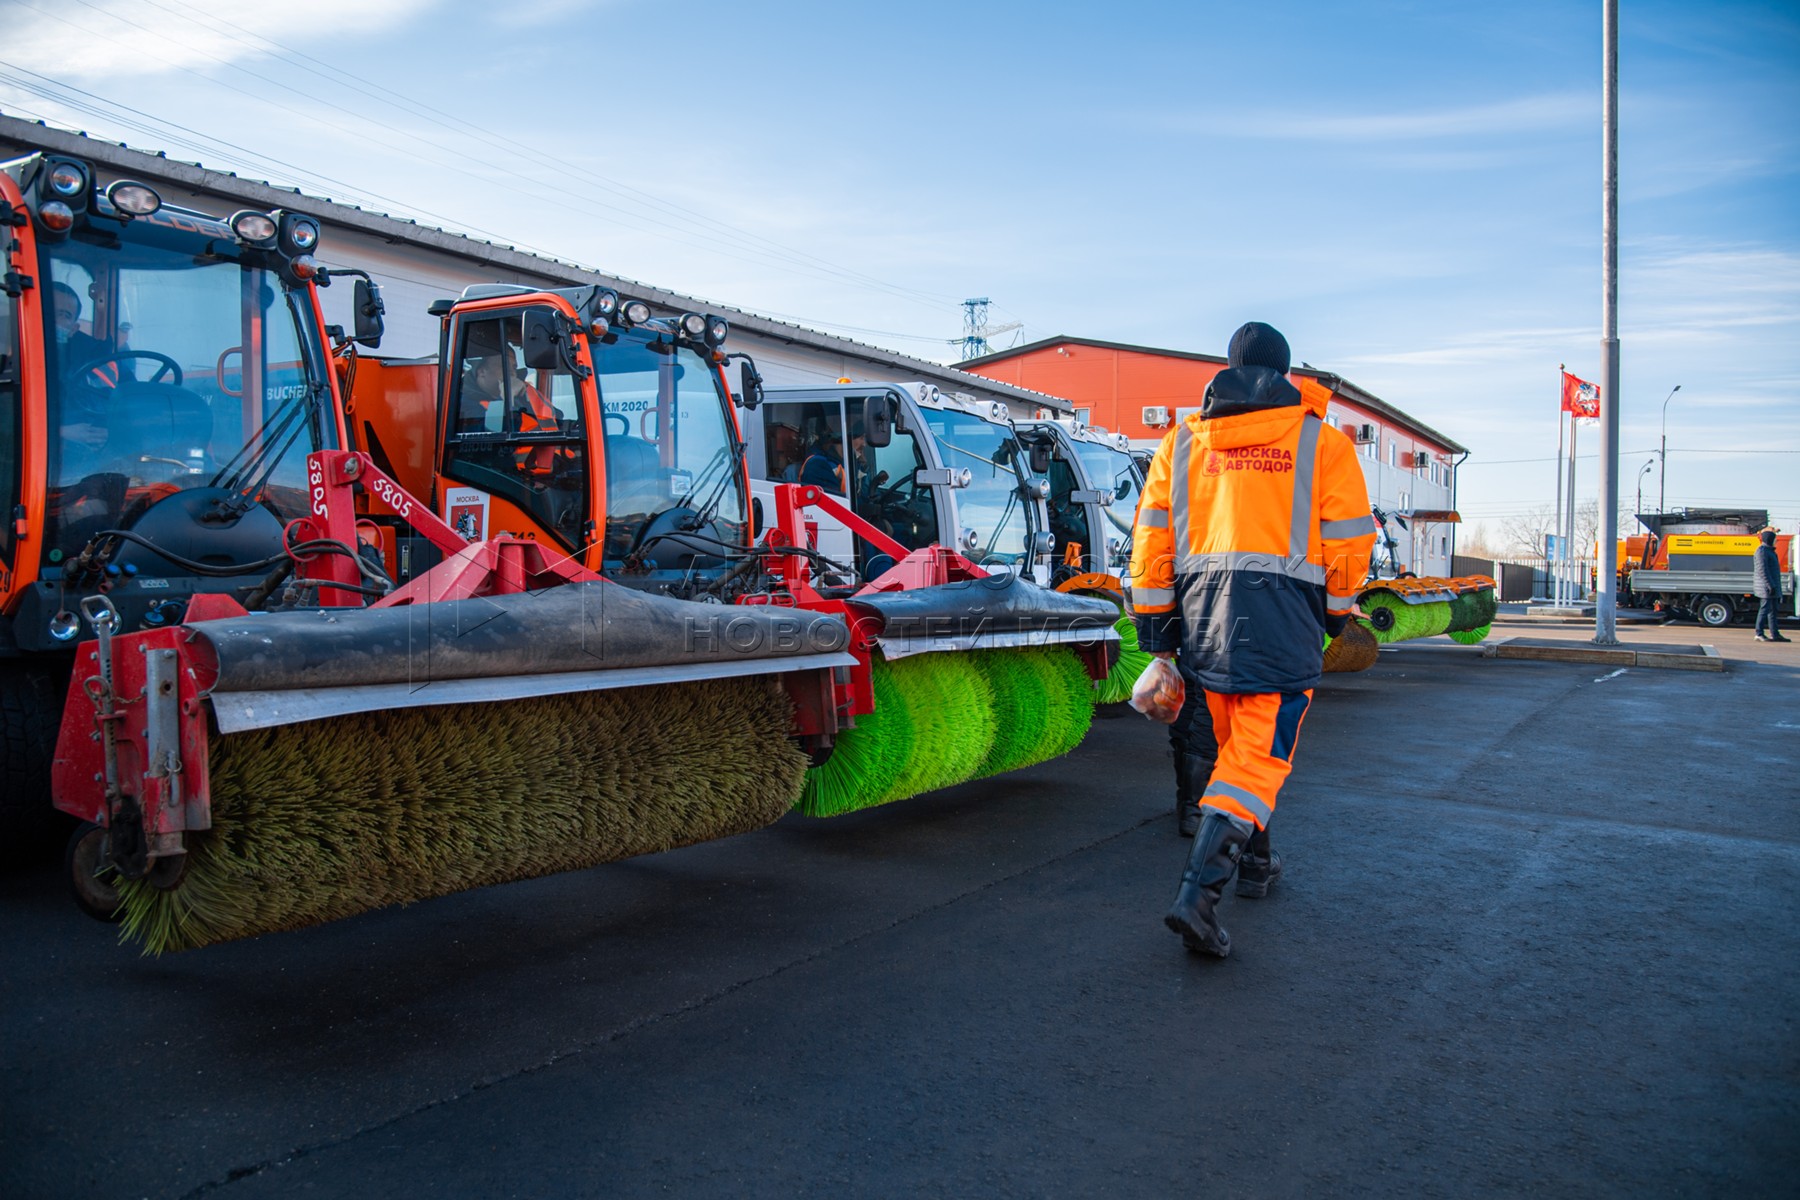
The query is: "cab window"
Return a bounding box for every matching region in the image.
[442,312,587,547]
[862,414,938,552]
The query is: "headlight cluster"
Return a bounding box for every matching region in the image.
[227,208,322,283]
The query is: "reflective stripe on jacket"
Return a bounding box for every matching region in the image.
[1128,370,1376,694]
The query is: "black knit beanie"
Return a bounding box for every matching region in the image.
[1227,322,1291,374]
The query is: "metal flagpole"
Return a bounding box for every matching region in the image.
[1565,416,1580,604]
[1554,369,1566,603]
[1595,0,1623,641]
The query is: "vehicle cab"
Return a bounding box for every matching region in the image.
[1016,419,1144,586]
[1,151,352,654]
[359,285,748,596]
[745,382,1056,585]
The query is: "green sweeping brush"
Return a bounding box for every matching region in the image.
[795,659,916,817]
[798,646,1097,817]
[1360,593,1420,644]
[1030,647,1098,763]
[877,651,997,804]
[114,677,809,954]
[972,646,1095,775]
[1448,623,1492,645]
[1416,599,1453,638]
[969,648,1055,777]
[1447,588,1498,633]
[1095,610,1152,704]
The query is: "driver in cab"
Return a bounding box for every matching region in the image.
[459,344,561,476]
[49,281,116,452]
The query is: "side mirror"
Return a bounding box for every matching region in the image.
[1028,439,1052,475]
[734,356,764,410]
[352,278,385,349]
[520,308,563,371]
[751,495,764,538]
[862,394,894,449]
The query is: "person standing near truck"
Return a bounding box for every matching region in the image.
[1129,322,1376,958]
[1753,528,1788,642]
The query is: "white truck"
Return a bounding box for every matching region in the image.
[740,383,1057,585]
[1015,419,1144,588]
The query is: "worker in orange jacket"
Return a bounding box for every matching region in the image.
[1129,322,1375,957]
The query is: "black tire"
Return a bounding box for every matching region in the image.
[1696,596,1734,628]
[65,822,123,922]
[1,661,75,868]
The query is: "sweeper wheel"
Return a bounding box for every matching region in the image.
[65,823,122,923]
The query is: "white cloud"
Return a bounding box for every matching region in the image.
[1165,92,1590,143]
[5,0,436,80]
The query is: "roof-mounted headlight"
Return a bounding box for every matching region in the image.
[45,161,88,199]
[618,298,653,327]
[678,312,708,340]
[231,210,278,246]
[704,314,729,347]
[277,212,320,255]
[105,181,162,217]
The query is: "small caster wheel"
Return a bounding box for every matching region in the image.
[66,822,122,923]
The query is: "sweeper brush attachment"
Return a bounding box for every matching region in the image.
[794,646,1096,819]
[114,677,807,953]
[1357,576,1497,648]
[1094,611,1152,705]
[53,581,853,953]
[1322,620,1381,673]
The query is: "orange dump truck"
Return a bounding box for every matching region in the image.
[1621,509,1794,627]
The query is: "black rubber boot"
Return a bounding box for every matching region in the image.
[1170,727,1200,837]
[1163,810,1249,957]
[1177,803,1201,839]
[1235,823,1283,898]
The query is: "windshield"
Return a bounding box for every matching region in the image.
[592,330,745,562]
[39,217,332,568]
[1075,441,1143,552]
[926,409,1033,566]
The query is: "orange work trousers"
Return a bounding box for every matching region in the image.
[1197,690,1314,830]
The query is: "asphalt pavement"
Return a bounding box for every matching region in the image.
[3,627,1797,1199]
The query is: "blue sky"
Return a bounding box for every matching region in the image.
[3,0,1796,539]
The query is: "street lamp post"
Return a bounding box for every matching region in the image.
[1658,384,1682,513]
[1635,460,1654,524]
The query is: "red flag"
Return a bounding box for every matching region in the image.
[1560,371,1600,419]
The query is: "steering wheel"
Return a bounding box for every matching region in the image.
[603,412,630,437]
[73,351,184,386]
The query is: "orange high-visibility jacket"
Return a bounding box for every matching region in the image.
[1128,370,1375,693]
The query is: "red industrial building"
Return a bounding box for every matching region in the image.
[962,335,1470,576]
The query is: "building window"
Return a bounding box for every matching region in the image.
[1074,408,1090,424]
[1326,414,1340,429]
[1389,441,1398,466]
